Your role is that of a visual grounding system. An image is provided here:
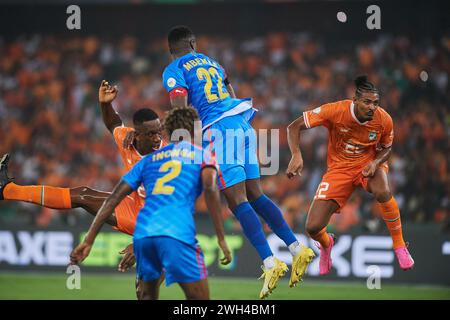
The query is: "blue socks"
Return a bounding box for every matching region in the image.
[232,202,273,260]
[250,194,297,247]
[232,196,299,261]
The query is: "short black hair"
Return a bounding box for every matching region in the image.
[163,106,199,138]
[354,75,379,97]
[168,25,195,52]
[133,108,159,125]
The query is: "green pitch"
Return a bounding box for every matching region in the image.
[0,273,449,300]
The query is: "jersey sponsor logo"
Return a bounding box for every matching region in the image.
[344,141,365,154]
[368,131,378,141]
[167,77,176,88]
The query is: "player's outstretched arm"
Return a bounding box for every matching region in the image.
[286,115,308,179]
[99,80,123,134]
[201,167,232,265]
[70,181,132,265]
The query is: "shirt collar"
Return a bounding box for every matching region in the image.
[350,102,368,126]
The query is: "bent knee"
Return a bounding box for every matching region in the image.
[69,186,93,205]
[306,224,323,237]
[71,186,94,197]
[245,184,263,202]
[374,190,392,203]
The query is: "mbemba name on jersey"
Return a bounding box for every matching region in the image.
[162,52,256,129]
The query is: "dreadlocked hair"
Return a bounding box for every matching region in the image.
[163,106,200,139]
[354,75,379,97]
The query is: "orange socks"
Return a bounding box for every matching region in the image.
[377,196,406,249]
[3,183,72,209]
[310,227,331,248]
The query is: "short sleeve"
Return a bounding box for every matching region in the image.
[380,113,394,148]
[122,158,146,191]
[113,126,133,149]
[162,64,188,93]
[303,102,339,129]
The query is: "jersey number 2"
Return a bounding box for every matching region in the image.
[315,182,330,200]
[152,160,182,195]
[196,67,230,103]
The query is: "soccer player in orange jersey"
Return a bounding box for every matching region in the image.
[0,81,164,284]
[286,75,414,275]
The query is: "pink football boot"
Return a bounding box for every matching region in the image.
[317,234,336,276]
[394,245,415,270]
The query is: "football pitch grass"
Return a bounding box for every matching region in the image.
[0,273,449,300]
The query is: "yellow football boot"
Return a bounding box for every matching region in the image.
[289,244,315,287]
[259,257,289,299]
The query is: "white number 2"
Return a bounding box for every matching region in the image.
[315,182,330,199]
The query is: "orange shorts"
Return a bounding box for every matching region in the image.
[314,163,389,209]
[112,193,143,235]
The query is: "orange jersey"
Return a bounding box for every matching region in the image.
[303,99,393,171]
[111,126,166,234]
[113,126,146,209]
[113,126,144,172]
[113,126,167,201]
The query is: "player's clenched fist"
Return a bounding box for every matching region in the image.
[70,241,92,265]
[218,238,232,265]
[118,243,136,272]
[286,153,304,179]
[99,80,118,104]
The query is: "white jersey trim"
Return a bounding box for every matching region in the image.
[303,111,311,128]
[112,123,126,136]
[201,100,256,130]
[350,102,368,126]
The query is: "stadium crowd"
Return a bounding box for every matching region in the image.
[0,32,449,233]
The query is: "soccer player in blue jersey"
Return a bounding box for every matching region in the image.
[162,26,315,299]
[70,106,232,300]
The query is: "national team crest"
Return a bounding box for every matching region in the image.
[368,131,377,141]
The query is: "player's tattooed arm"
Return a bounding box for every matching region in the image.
[362,146,392,177]
[98,80,123,134]
[201,167,232,265]
[286,115,308,179]
[70,181,132,265]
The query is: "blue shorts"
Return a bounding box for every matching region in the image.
[203,113,260,190]
[134,236,207,286]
